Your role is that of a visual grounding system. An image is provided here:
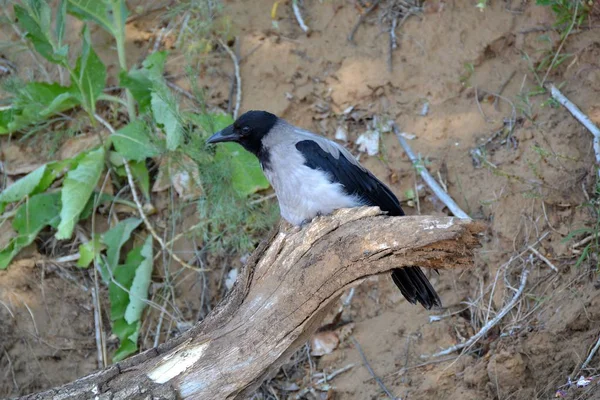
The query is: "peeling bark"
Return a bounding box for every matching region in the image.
[20,208,484,400]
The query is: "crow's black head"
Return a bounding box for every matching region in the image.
[206,110,277,157]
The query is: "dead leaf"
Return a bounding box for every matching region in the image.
[58,134,104,160]
[0,142,45,175]
[152,155,203,200]
[310,330,340,356]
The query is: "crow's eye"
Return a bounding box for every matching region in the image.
[241,126,251,136]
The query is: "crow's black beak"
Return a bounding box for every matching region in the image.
[206,125,237,144]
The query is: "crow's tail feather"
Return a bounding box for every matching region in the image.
[391,267,442,309]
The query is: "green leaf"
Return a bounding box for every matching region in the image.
[0,160,70,213]
[73,25,106,116]
[119,52,167,113]
[56,147,105,240]
[7,82,79,133]
[56,0,67,46]
[0,109,13,134]
[111,120,161,161]
[119,70,153,112]
[0,166,46,211]
[187,113,233,134]
[129,161,150,200]
[141,51,167,80]
[216,143,270,197]
[66,0,115,34]
[109,244,143,320]
[151,91,183,151]
[113,330,140,362]
[14,2,65,63]
[101,218,142,283]
[124,235,153,324]
[0,193,61,269]
[108,240,147,362]
[77,236,104,268]
[39,92,77,117]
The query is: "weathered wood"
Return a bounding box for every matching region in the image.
[20,208,484,400]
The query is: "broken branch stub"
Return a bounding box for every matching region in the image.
[21,208,484,400]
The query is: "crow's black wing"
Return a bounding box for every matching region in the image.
[296,139,441,309]
[295,140,405,216]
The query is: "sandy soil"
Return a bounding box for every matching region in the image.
[2,0,600,399]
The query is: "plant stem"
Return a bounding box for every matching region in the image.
[113,3,137,121]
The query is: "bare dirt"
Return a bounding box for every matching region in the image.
[2,0,600,399]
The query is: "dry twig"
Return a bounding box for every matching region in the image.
[580,333,600,372]
[424,267,530,358]
[528,245,558,272]
[218,38,242,119]
[292,0,310,33]
[351,337,396,400]
[348,0,383,43]
[21,210,482,399]
[549,84,600,177]
[123,161,206,273]
[294,364,354,399]
[392,123,470,219]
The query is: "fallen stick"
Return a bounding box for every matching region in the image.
[351,337,396,400]
[292,0,309,33]
[21,209,483,399]
[218,39,242,119]
[549,84,600,177]
[528,245,558,272]
[424,267,529,358]
[392,123,470,219]
[580,334,600,371]
[348,0,382,43]
[294,364,354,399]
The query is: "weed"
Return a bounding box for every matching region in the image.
[564,173,600,270]
[536,0,592,33]
[0,0,274,362]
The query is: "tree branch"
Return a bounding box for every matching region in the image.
[20,208,483,400]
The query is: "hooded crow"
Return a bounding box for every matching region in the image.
[207,110,441,309]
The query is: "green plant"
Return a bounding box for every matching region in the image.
[536,0,591,32]
[563,173,600,270]
[0,0,272,361]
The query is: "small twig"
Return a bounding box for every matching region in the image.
[2,348,18,392]
[123,161,207,273]
[239,42,264,64]
[549,85,600,176]
[388,16,398,73]
[351,337,397,400]
[218,39,242,119]
[53,253,81,263]
[494,70,516,111]
[91,285,105,369]
[249,192,277,205]
[580,333,600,372]
[294,364,354,399]
[94,114,116,135]
[392,123,470,219]
[292,0,310,33]
[527,245,558,272]
[348,0,382,43]
[153,27,166,53]
[425,267,529,358]
[572,234,597,249]
[166,80,197,103]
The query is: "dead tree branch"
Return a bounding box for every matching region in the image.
[20,208,483,400]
